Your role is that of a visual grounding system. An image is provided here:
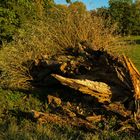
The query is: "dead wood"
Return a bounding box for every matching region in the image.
[123,55,140,118]
[31,110,99,131]
[52,74,112,103]
[123,55,140,100]
[104,102,132,118]
[28,48,140,131]
[86,115,102,122]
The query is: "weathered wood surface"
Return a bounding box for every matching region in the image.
[123,55,140,100]
[29,48,140,130]
[31,110,99,131]
[52,74,112,103]
[52,55,140,117]
[123,55,140,117]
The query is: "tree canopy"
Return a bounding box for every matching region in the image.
[0,0,140,44]
[93,0,140,35]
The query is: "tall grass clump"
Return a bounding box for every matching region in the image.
[48,9,118,51]
[0,21,56,89]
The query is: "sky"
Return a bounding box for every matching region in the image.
[54,0,109,10]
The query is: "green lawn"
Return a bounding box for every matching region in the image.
[124,36,140,71]
[129,45,140,71]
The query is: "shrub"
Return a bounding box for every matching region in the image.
[48,10,118,51]
[0,21,56,89]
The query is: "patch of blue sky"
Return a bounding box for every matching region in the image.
[54,0,109,10]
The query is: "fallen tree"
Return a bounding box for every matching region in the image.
[29,44,140,131]
[52,55,140,117]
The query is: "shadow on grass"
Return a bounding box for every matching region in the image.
[135,39,140,44]
[125,39,140,45]
[9,109,36,123]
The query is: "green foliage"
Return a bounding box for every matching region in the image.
[124,36,140,71]
[0,1,19,43]
[130,4,140,35]
[109,0,133,5]
[0,20,56,89]
[66,0,71,4]
[109,0,131,34]
[92,7,110,19]
[93,0,140,35]
[109,0,140,35]
[0,0,55,44]
[0,0,36,43]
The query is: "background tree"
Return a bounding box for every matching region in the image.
[66,0,72,4]
[68,1,86,14]
[0,0,56,44]
[109,0,140,35]
[131,1,140,35]
[0,0,20,43]
[0,0,36,44]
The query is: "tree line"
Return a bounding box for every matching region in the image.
[0,0,140,45]
[0,0,87,44]
[93,0,140,35]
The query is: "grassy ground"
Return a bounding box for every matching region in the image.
[0,36,140,140]
[123,36,140,71]
[0,89,139,140]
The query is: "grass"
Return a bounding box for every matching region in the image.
[0,88,139,140]
[0,88,84,140]
[0,36,140,139]
[129,45,140,71]
[124,36,140,71]
[0,21,57,90]
[112,35,140,71]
